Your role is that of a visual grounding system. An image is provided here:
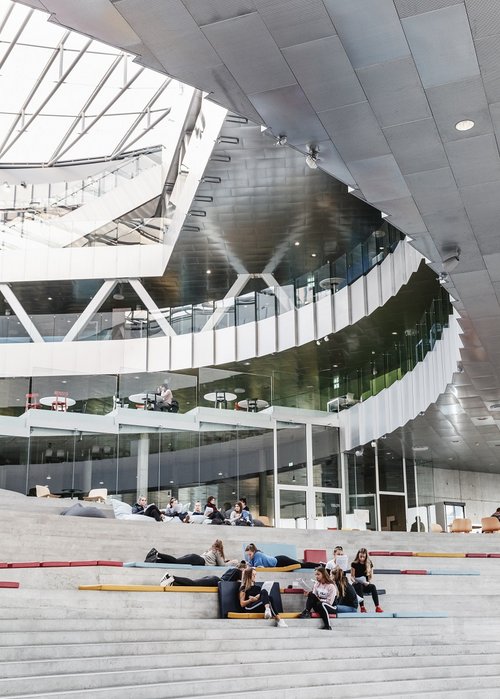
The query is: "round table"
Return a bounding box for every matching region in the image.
[319,276,345,291]
[204,391,237,408]
[128,392,157,409]
[39,396,76,410]
[237,398,269,412]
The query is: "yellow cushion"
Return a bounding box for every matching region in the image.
[254,564,301,572]
[228,612,301,619]
[413,552,465,558]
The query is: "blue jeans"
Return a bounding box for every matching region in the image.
[336,604,357,614]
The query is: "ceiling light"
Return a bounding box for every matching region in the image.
[206,269,211,274]
[305,148,319,169]
[392,332,398,335]
[324,335,329,342]
[47,297,52,301]
[113,284,124,301]
[316,340,321,346]
[294,241,300,246]
[275,134,287,146]
[412,445,429,452]
[455,119,474,131]
[332,364,338,368]
[311,253,317,257]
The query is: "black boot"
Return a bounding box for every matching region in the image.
[298,609,310,619]
[145,547,158,562]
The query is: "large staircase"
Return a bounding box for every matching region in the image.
[1,492,499,697]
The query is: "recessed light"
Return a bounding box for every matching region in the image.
[61,380,67,384]
[311,253,317,257]
[333,364,338,368]
[294,241,300,246]
[455,119,474,131]
[206,269,211,275]
[47,297,52,300]
[392,332,398,335]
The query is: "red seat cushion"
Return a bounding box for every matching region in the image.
[96,561,123,567]
[40,562,71,567]
[282,588,305,594]
[465,553,488,558]
[311,611,336,618]
[303,549,327,564]
[9,562,40,568]
[369,551,391,556]
[401,569,428,575]
[69,561,99,566]
[488,553,500,558]
[0,581,19,588]
[0,563,8,568]
[390,551,413,556]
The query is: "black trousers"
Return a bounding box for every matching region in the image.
[142,505,163,522]
[244,588,276,616]
[353,581,379,606]
[173,575,219,586]
[305,591,336,629]
[156,552,205,566]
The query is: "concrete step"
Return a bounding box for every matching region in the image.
[2,660,500,698]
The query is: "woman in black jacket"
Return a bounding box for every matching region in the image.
[331,566,358,613]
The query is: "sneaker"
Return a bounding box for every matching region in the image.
[375,606,384,613]
[145,548,158,562]
[264,607,273,619]
[298,610,310,619]
[160,573,174,586]
[322,626,333,631]
[360,605,367,613]
[276,619,288,628]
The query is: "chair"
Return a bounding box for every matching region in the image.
[35,485,60,498]
[450,517,472,533]
[481,517,500,533]
[52,391,68,412]
[25,393,41,410]
[430,523,443,533]
[83,488,108,503]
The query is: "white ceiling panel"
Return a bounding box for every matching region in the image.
[282,36,365,112]
[444,133,500,188]
[484,253,500,281]
[181,0,256,26]
[404,167,462,216]
[383,119,448,175]
[319,102,391,162]
[347,154,410,203]
[370,196,426,235]
[460,181,500,242]
[248,84,328,144]
[356,56,431,128]
[426,76,492,142]
[323,0,410,70]
[201,13,296,95]
[402,4,479,88]
[465,0,500,38]
[476,35,500,102]
[253,0,336,49]
[395,0,462,19]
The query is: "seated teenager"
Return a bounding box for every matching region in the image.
[132,496,165,522]
[229,501,253,526]
[351,547,383,613]
[204,496,226,524]
[244,543,316,569]
[298,566,336,630]
[164,497,190,522]
[239,567,287,627]
[330,567,358,613]
[145,539,237,566]
[325,545,349,575]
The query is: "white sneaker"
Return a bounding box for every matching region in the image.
[276,619,288,628]
[160,573,174,586]
[264,607,273,619]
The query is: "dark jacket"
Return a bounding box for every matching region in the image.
[336,581,358,608]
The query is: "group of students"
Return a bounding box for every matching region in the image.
[144,540,382,630]
[132,495,253,526]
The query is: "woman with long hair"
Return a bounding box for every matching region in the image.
[244,543,316,569]
[145,539,236,566]
[229,501,252,526]
[239,567,287,627]
[204,496,225,524]
[298,566,337,630]
[351,547,383,613]
[330,566,358,613]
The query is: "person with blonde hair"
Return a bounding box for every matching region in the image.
[239,567,287,628]
[146,539,236,566]
[351,547,383,613]
[298,566,337,630]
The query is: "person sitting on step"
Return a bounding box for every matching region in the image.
[229,501,252,526]
[350,547,383,613]
[325,545,350,576]
[204,496,226,524]
[132,496,165,522]
[298,566,337,630]
[239,567,287,628]
[330,566,358,613]
[244,543,316,569]
[164,497,190,522]
[145,539,237,566]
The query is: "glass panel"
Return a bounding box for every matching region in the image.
[277,423,306,486]
[27,433,76,497]
[0,435,28,493]
[380,493,406,531]
[312,425,340,488]
[73,433,117,496]
[315,491,341,530]
[378,447,404,492]
[199,367,272,410]
[279,489,306,528]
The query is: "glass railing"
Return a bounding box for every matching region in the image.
[322,288,453,410]
[0,148,162,214]
[0,224,405,343]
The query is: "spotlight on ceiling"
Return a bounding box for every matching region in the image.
[438,271,449,284]
[305,147,319,169]
[113,284,124,301]
[316,339,321,346]
[455,119,474,131]
[275,134,287,146]
[324,335,329,342]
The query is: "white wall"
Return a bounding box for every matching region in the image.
[433,466,500,523]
